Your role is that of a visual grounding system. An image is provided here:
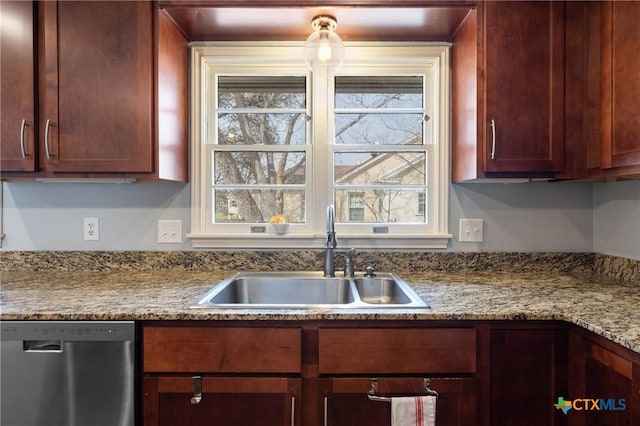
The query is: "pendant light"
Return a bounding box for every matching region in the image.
[304,15,345,74]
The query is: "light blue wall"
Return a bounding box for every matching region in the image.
[593,180,640,260]
[449,182,594,252]
[1,180,611,254]
[1,182,191,251]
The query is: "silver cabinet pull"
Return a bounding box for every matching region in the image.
[490,119,496,160]
[290,396,295,426]
[323,396,328,426]
[20,119,28,159]
[190,375,202,404]
[44,119,52,159]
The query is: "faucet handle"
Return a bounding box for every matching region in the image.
[365,265,376,277]
[344,248,356,277]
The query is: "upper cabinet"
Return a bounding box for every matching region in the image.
[598,1,640,178]
[0,1,36,173]
[483,1,565,175]
[3,0,636,183]
[452,1,565,181]
[0,1,188,181]
[566,0,640,181]
[38,1,153,174]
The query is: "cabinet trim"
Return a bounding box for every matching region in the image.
[156,376,300,394]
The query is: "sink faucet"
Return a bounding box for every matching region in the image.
[324,204,337,277]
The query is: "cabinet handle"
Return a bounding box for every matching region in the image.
[44,119,53,159]
[490,119,496,160]
[290,396,295,426]
[20,119,28,159]
[190,375,202,404]
[323,396,328,426]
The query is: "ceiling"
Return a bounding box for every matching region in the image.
[161,4,474,42]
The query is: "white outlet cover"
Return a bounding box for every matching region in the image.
[459,218,484,243]
[158,220,182,244]
[83,217,100,241]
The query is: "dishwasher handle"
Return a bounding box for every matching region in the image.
[23,340,62,352]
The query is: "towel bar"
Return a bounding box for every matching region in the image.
[367,377,438,402]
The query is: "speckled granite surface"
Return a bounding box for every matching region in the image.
[593,253,640,282]
[0,250,600,273]
[1,252,638,354]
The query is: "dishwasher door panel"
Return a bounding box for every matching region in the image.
[1,322,135,426]
[2,339,68,425]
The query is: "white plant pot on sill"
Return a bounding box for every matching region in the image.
[270,223,290,235]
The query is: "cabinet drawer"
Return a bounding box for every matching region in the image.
[318,328,476,374]
[143,327,301,373]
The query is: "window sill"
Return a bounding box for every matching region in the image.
[187,233,452,250]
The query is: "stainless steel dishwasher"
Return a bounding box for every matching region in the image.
[1,321,136,426]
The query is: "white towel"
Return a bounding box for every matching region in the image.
[391,396,436,426]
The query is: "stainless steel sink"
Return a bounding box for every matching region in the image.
[190,271,428,309]
[353,277,413,305]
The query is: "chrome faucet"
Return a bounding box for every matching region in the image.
[323,204,337,277]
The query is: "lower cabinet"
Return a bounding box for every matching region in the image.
[569,328,640,426]
[143,376,301,426]
[317,327,478,426]
[141,321,639,426]
[142,325,303,426]
[142,322,478,426]
[479,324,569,426]
[319,377,476,426]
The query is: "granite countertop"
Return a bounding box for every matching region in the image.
[1,268,639,355]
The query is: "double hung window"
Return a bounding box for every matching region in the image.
[189,43,451,249]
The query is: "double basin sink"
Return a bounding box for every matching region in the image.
[190,271,429,309]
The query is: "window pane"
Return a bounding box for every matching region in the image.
[218,76,306,109]
[335,76,422,109]
[214,189,305,223]
[335,113,423,145]
[335,189,426,223]
[214,152,305,185]
[348,192,365,221]
[218,113,307,145]
[334,152,426,185]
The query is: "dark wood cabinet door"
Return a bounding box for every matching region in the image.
[144,376,301,426]
[39,1,153,173]
[569,331,640,426]
[583,356,634,426]
[601,1,640,171]
[483,1,564,173]
[319,377,476,426]
[0,1,36,172]
[489,328,568,426]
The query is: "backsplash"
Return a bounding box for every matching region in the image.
[2,251,637,282]
[593,253,640,282]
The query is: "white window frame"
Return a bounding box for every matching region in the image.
[188,42,452,249]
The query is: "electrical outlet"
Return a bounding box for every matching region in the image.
[83,217,100,241]
[459,218,483,243]
[158,220,182,244]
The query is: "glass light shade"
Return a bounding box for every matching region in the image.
[304,28,344,74]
